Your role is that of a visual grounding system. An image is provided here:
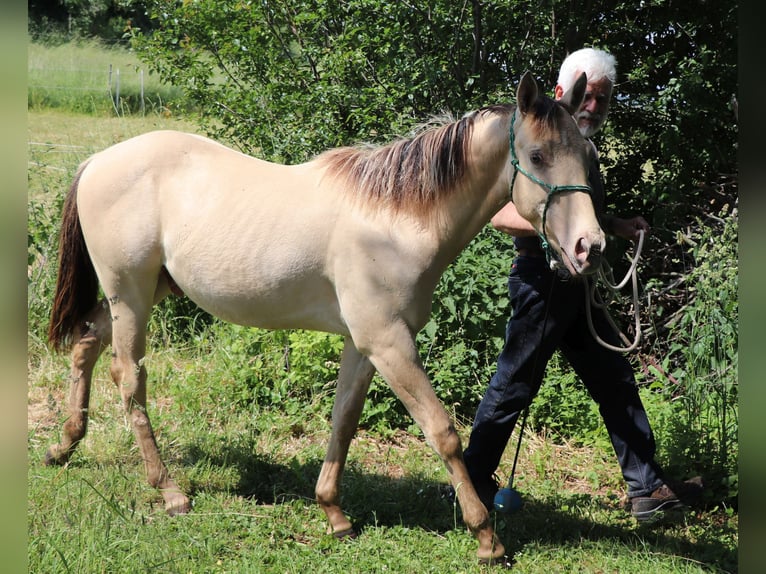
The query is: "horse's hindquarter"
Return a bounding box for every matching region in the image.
[77,131,345,332]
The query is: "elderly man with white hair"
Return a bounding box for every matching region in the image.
[460,47,702,522]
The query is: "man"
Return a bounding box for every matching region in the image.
[461,47,701,522]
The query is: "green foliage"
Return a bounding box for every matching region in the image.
[28,0,155,43]
[643,207,738,498]
[528,354,607,448]
[166,322,344,417]
[148,296,216,346]
[28,195,65,343]
[358,374,410,435]
[132,0,512,162]
[285,330,345,398]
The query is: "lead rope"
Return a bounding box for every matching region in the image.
[584,229,645,353]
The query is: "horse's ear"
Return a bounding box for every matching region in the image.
[558,72,587,114]
[516,71,539,115]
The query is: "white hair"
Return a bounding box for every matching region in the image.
[557,48,617,93]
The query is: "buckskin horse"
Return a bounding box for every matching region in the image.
[45,71,604,566]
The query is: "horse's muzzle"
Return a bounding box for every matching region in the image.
[571,235,605,276]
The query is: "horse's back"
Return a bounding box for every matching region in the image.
[76,130,331,250]
[73,130,353,330]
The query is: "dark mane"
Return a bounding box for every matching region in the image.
[317,105,514,213]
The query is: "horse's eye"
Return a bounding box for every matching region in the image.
[529,151,544,166]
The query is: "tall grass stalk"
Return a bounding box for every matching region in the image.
[666,208,738,492]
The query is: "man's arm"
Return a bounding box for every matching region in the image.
[491,197,649,243]
[490,202,537,236]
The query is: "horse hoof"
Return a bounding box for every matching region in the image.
[165,500,191,517]
[332,527,358,540]
[43,448,67,466]
[477,554,514,569]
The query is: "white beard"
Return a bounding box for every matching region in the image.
[576,112,605,138]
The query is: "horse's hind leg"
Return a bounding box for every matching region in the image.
[45,300,112,466]
[45,275,175,467]
[107,277,190,515]
[316,338,376,537]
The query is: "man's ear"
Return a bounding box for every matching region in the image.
[554,84,565,100]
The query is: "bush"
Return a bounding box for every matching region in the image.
[529,354,607,448]
[643,206,738,500]
[28,196,65,343]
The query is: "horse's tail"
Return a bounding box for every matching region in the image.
[47,161,100,352]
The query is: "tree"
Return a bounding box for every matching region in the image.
[133,1,736,215]
[131,1,738,466]
[29,0,154,42]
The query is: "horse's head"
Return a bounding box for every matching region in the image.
[510,71,606,276]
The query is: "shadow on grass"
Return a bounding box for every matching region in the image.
[494,498,737,572]
[180,438,737,573]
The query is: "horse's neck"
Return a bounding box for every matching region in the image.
[436,113,513,254]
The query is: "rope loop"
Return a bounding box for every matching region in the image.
[584,229,645,352]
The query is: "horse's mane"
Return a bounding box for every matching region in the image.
[525,96,567,136]
[316,104,515,214]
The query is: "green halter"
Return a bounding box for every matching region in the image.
[508,109,593,261]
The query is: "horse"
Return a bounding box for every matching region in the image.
[44,71,604,566]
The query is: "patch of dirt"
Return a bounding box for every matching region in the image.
[27,384,65,433]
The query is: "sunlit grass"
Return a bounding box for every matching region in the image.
[28,37,186,116]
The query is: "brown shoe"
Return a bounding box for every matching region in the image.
[630,477,703,522]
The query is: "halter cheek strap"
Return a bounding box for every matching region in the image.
[508,109,593,261]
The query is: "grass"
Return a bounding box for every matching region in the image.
[27,108,201,202]
[27,251,737,573]
[28,341,737,573]
[28,38,185,116]
[27,38,737,572]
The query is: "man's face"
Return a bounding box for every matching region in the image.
[573,77,613,138]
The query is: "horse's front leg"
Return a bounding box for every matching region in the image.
[45,300,112,466]
[364,321,506,564]
[316,338,376,537]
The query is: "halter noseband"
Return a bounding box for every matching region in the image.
[508,108,593,261]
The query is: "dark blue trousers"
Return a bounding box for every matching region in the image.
[463,255,664,498]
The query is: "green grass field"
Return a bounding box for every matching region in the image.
[27,39,737,573]
[28,38,185,116]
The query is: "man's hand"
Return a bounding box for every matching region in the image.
[612,216,650,242]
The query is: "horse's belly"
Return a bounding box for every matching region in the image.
[176,274,348,335]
